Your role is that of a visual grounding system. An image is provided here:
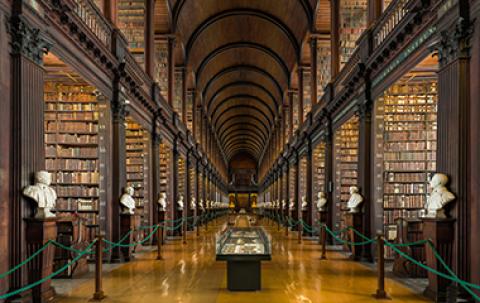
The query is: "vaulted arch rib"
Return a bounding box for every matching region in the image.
[196,42,290,83]
[219,122,268,143]
[172,0,313,35]
[184,9,300,62]
[224,138,263,155]
[206,81,278,115]
[201,65,284,104]
[227,146,261,160]
[209,94,277,121]
[225,142,261,158]
[217,115,270,139]
[213,105,273,130]
[221,130,265,149]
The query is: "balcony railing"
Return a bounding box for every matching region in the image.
[72,0,112,48]
[373,0,409,48]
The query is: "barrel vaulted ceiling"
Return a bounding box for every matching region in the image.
[159,0,322,164]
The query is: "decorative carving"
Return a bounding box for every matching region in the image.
[437,18,473,66]
[7,16,52,64]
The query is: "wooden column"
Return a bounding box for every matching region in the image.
[151,131,160,244]
[357,97,373,262]
[288,91,294,139]
[330,0,340,78]
[306,139,314,235]
[323,117,334,234]
[298,67,304,125]
[167,36,175,107]
[310,37,318,106]
[144,0,155,77]
[7,15,49,301]
[368,0,382,26]
[436,13,473,300]
[294,153,301,242]
[109,80,127,262]
[103,0,117,25]
[171,138,179,235]
[191,90,197,138]
[181,67,187,125]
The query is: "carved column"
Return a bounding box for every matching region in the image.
[436,15,473,300]
[331,0,340,78]
[171,138,179,236]
[167,36,175,107]
[288,90,294,139]
[109,81,127,262]
[306,139,314,236]
[298,67,304,125]
[357,95,373,262]
[144,0,155,77]
[151,131,160,244]
[323,116,334,234]
[368,0,382,26]
[8,15,50,301]
[103,0,117,25]
[181,67,187,125]
[310,37,318,106]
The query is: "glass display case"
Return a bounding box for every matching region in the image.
[216,227,272,291]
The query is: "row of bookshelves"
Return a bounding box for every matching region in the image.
[46,121,98,132]
[384,151,435,161]
[51,172,99,184]
[45,134,98,144]
[383,194,425,209]
[46,146,98,158]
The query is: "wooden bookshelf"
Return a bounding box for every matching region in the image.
[289,165,297,206]
[174,70,183,116]
[117,0,145,68]
[302,69,312,119]
[155,41,169,101]
[313,142,326,204]
[333,116,359,231]
[375,78,437,259]
[339,0,367,69]
[299,156,308,202]
[292,92,299,132]
[125,118,150,227]
[178,157,186,201]
[317,39,331,99]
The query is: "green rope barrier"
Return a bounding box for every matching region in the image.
[103,225,159,248]
[0,240,53,279]
[0,240,97,300]
[323,225,376,246]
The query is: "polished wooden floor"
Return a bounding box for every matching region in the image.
[55,218,429,303]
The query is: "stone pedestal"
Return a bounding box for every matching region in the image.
[25,218,57,303]
[120,214,135,261]
[422,218,455,302]
[158,210,165,244]
[345,212,363,260]
[301,209,310,236]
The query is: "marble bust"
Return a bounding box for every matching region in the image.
[347,186,363,213]
[281,199,286,209]
[158,192,167,211]
[206,200,210,209]
[301,196,308,210]
[199,199,205,210]
[23,170,57,219]
[316,192,327,212]
[120,186,136,215]
[177,195,184,210]
[289,199,295,210]
[424,173,455,219]
[190,197,196,210]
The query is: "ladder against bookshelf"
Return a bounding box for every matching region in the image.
[339,0,367,69]
[333,116,359,232]
[375,78,438,263]
[125,118,150,232]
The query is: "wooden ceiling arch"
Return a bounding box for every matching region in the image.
[168,0,317,162]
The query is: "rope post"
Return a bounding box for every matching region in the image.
[182,216,187,245]
[373,233,390,300]
[285,215,289,236]
[196,215,200,236]
[92,234,106,301]
[205,212,208,232]
[321,224,327,260]
[277,213,280,231]
[156,225,163,260]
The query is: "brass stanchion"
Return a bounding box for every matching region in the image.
[196,215,200,236]
[183,214,187,245]
[205,211,208,231]
[321,224,327,260]
[285,215,289,236]
[373,233,390,300]
[91,234,105,301]
[156,225,163,260]
[298,220,302,244]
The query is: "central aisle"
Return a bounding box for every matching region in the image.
[55,219,429,303]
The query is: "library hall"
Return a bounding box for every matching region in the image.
[1,0,479,302]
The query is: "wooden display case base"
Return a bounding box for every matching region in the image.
[345,212,363,261]
[120,214,135,262]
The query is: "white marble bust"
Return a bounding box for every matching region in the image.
[177,195,184,210]
[23,170,57,219]
[120,186,136,215]
[206,200,210,209]
[347,186,363,213]
[301,196,308,210]
[190,197,196,210]
[316,192,328,211]
[199,199,205,210]
[158,192,167,211]
[424,173,455,219]
[281,199,286,209]
[289,199,295,210]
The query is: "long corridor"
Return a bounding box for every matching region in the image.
[54,219,428,303]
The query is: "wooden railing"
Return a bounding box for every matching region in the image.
[72,0,112,48]
[373,0,409,48]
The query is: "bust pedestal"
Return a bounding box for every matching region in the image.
[422,218,455,302]
[120,214,135,261]
[317,210,328,242]
[345,212,363,261]
[288,209,295,231]
[301,209,310,236]
[25,218,57,303]
[158,210,165,244]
